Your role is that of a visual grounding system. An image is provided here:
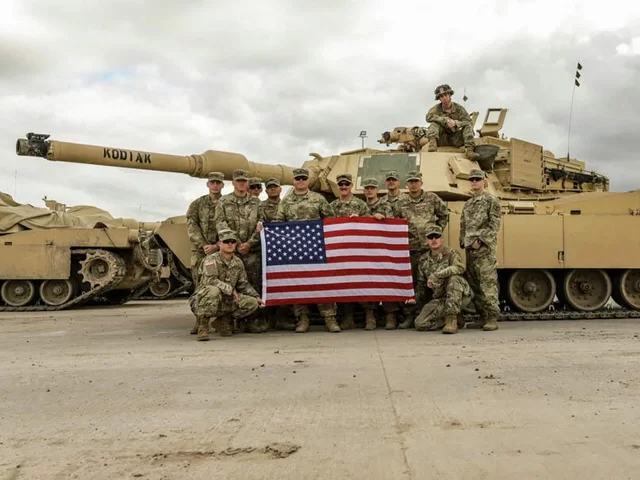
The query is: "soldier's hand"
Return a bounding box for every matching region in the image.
[203,244,217,254]
[446,118,456,129]
[256,297,266,307]
[427,278,435,289]
[373,213,384,220]
[256,222,263,233]
[405,298,416,305]
[237,242,250,255]
[471,240,481,249]
[233,290,240,302]
[349,213,359,218]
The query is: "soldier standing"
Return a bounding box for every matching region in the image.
[381,170,403,208]
[214,169,266,333]
[426,84,479,161]
[186,171,225,335]
[459,169,501,331]
[329,173,371,330]
[273,167,341,333]
[363,177,399,330]
[406,226,472,334]
[393,170,449,329]
[249,177,263,198]
[189,229,264,340]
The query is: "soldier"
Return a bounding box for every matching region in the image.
[393,170,449,329]
[249,177,263,198]
[329,173,371,330]
[381,170,403,208]
[273,167,341,333]
[406,226,472,334]
[363,177,399,330]
[213,168,266,333]
[186,171,225,335]
[460,168,501,331]
[426,84,479,161]
[189,229,265,340]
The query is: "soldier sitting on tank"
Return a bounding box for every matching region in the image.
[189,229,265,340]
[404,225,472,334]
[426,84,480,161]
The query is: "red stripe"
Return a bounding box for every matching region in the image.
[323,229,408,239]
[266,282,415,293]
[326,255,410,264]
[323,217,408,227]
[266,268,412,279]
[265,295,413,306]
[325,242,408,251]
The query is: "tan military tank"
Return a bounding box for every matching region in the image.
[0,192,164,311]
[14,109,640,320]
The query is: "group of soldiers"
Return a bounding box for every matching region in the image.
[185,84,501,340]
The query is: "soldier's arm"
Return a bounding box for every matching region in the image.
[213,198,231,233]
[186,199,206,251]
[434,195,449,230]
[235,264,259,297]
[459,206,466,248]
[320,197,335,218]
[383,202,393,218]
[479,196,502,250]
[358,199,370,217]
[431,250,465,280]
[415,261,428,308]
[273,200,287,222]
[426,105,448,127]
[247,202,264,248]
[454,104,473,129]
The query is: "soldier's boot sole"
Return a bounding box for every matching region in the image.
[196,327,210,341]
[325,316,341,333]
[442,315,458,334]
[295,315,310,333]
[364,311,377,330]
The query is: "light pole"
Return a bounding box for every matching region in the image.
[359,130,367,149]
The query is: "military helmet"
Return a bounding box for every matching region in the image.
[434,84,454,100]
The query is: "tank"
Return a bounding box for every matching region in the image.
[14,108,640,320]
[0,192,164,311]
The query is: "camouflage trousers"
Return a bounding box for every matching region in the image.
[427,122,475,148]
[238,251,262,295]
[401,251,428,320]
[293,303,337,319]
[189,285,259,320]
[465,246,500,319]
[415,276,473,331]
[190,251,206,290]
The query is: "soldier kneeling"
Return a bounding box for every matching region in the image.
[406,226,472,334]
[189,228,265,340]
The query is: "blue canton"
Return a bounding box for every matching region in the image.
[263,220,327,266]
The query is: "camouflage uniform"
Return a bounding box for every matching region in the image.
[460,169,501,331]
[381,170,403,208]
[186,171,224,333]
[189,229,261,339]
[273,167,340,332]
[426,84,478,160]
[414,226,473,334]
[393,170,449,328]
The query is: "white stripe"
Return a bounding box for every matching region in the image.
[326,248,410,258]
[266,262,412,273]
[266,288,415,300]
[324,235,408,245]
[267,274,413,287]
[323,223,408,233]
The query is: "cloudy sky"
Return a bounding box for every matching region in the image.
[1,0,639,222]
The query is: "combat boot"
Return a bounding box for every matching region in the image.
[196,325,209,341]
[246,316,268,333]
[465,146,480,161]
[384,312,397,330]
[457,313,466,329]
[295,314,310,333]
[190,317,200,335]
[427,137,437,152]
[483,316,499,331]
[442,314,458,334]
[341,312,355,330]
[324,316,341,333]
[364,309,377,331]
[398,316,414,329]
[215,315,233,337]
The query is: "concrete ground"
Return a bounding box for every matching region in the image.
[1,300,639,480]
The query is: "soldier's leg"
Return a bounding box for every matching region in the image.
[382,301,399,329]
[231,294,260,319]
[426,123,443,151]
[318,302,340,333]
[458,124,479,161]
[475,251,500,331]
[191,285,225,340]
[441,276,466,334]
[399,252,423,329]
[240,252,267,333]
[362,302,377,330]
[341,302,356,330]
[414,299,446,331]
[293,304,311,333]
[189,252,206,334]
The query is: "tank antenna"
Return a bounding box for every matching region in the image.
[566,61,583,162]
[463,87,468,106]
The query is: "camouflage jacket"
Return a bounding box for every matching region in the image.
[199,252,258,298]
[330,195,369,217]
[186,194,220,253]
[367,198,393,218]
[460,192,501,251]
[381,192,402,208]
[426,101,473,130]
[416,246,467,303]
[393,190,449,251]
[213,192,263,250]
[274,190,333,221]
[261,198,281,222]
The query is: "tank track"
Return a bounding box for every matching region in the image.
[0,248,126,312]
[134,249,193,301]
[465,305,640,322]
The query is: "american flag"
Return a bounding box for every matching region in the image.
[260,216,415,306]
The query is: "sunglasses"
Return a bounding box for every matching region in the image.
[294,176,308,181]
[469,178,483,182]
[337,182,351,187]
[249,184,262,189]
[222,239,237,244]
[426,234,442,240]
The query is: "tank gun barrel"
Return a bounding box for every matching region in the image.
[16,133,296,185]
